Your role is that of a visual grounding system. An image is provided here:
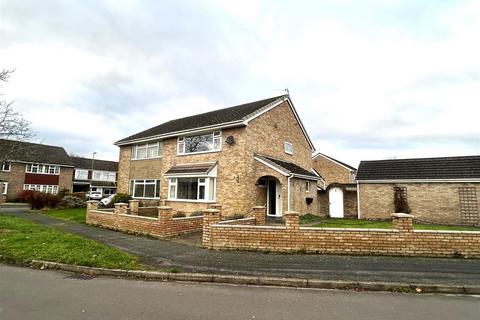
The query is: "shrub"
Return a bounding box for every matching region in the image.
[394,187,411,214]
[72,192,86,200]
[18,190,62,209]
[106,193,132,208]
[60,196,86,208]
[190,211,204,217]
[173,212,186,218]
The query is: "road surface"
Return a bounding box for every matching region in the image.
[0,264,478,320]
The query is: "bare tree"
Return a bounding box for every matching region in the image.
[0,69,34,164]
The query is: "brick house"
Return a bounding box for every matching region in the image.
[312,153,357,218]
[115,95,321,217]
[356,156,480,226]
[71,156,118,196]
[0,139,74,200]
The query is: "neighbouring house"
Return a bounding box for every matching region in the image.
[312,152,358,218]
[71,156,118,196]
[0,139,74,200]
[115,95,321,217]
[356,155,480,226]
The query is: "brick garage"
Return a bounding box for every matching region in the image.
[356,156,480,226]
[203,211,480,258]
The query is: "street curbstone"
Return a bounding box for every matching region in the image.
[212,274,259,285]
[308,279,359,290]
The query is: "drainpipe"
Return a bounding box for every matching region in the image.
[356,181,361,219]
[287,175,292,212]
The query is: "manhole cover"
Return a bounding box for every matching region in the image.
[64,273,96,280]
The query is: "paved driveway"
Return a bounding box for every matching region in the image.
[2,208,480,285]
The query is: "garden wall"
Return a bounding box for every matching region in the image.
[86,201,203,238]
[203,211,480,258]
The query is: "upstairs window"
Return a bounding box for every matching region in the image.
[75,169,88,180]
[26,164,60,175]
[1,163,10,171]
[132,141,162,159]
[284,141,293,155]
[178,131,221,155]
[93,171,116,182]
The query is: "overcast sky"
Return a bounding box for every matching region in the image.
[1,0,479,167]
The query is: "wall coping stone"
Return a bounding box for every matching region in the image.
[414,229,480,235]
[300,227,399,233]
[114,202,128,206]
[212,224,287,230]
[118,214,158,221]
[391,213,414,218]
[90,210,115,215]
[87,200,99,204]
[218,217,256,224]
[173,216,204,221]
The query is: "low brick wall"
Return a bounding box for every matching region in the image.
[86,201,203,239]
[204,212,480,258]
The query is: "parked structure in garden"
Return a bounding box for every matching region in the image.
[0,139,74,200]
[71,156,118,196]
[356,155,480,226]
[115,95,321,217]
[312,152,357,218]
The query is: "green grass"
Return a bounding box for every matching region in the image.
[300,214,324,225]
[41,208,87,224]
[0,214,143,269]
[308,218,480,231]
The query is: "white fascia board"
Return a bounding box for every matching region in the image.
[243,96,316,152]
[242,98,285,125]
[115,121,244,146]
[254,156,290,176]
[291,173,321,181]
[312,153,356,172]
[356,179,480,183]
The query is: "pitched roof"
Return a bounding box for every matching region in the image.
[0,139,74,166]
[356,156,480,181]
[312,152,357,171]
[165,162,217,176]
[116,95,285,145]
[255,155,319,179]
[71,156,118,172]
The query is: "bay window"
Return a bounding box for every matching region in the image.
[177,131,221,155]
[132,141,162,159]
[130,179,160,199]
[168,177,215,201]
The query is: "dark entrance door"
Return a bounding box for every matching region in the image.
[268,179,276,215]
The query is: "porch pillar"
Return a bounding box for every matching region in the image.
[252,206,266,225]
[129,200,139,216]
[202,209,221,248]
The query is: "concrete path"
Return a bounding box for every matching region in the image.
[1,264,479,320]
[2,208,480,285]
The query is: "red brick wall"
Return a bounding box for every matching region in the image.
[204,212,480,258]
[86,204,203,239]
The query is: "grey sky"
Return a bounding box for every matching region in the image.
[1,0,479,166]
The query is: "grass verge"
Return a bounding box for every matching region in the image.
[41,208,87,224]
[308,218,480,231]
[0,214,143,269]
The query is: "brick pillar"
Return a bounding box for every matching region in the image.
[87,200,99,212]
[158,206,173,222]
[159,199,167,207]
[202,209,221,248]
[284,211,300,232]
[252,206,266,225]
[114,202,128,215]
[392,213,414,232]
[129,200,139,216]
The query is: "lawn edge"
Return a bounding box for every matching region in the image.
[29,260,480,295]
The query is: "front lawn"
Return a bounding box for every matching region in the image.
[306,217,480,231]
[42,208,87,224]
[0,214,142,269]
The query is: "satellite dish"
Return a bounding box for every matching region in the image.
[225,136,235,145]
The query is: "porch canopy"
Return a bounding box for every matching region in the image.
[254,154,320,180]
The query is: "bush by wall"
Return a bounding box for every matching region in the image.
[60,196,86,208]
[18,190,62,209]
[106,193,132,208]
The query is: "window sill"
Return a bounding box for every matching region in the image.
[132,197,160,200]
[177,149,221,156]
[167,199,216,204]
[131,156,163,161]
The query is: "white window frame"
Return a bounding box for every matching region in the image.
[305,181,310,193]
[284,141,294,155]
[132,141,162,160]
[1,182,8,195]
[75,169,89,180]
[92,170,116,182]
[177,131,222,155]
[130,179,161,199]
[23,184,59,194]
[167,177,216,202]
[1,163,11,172]
[25,164,60,175]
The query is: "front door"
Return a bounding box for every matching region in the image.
[329,187,344,218]
[267,179,282,216]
